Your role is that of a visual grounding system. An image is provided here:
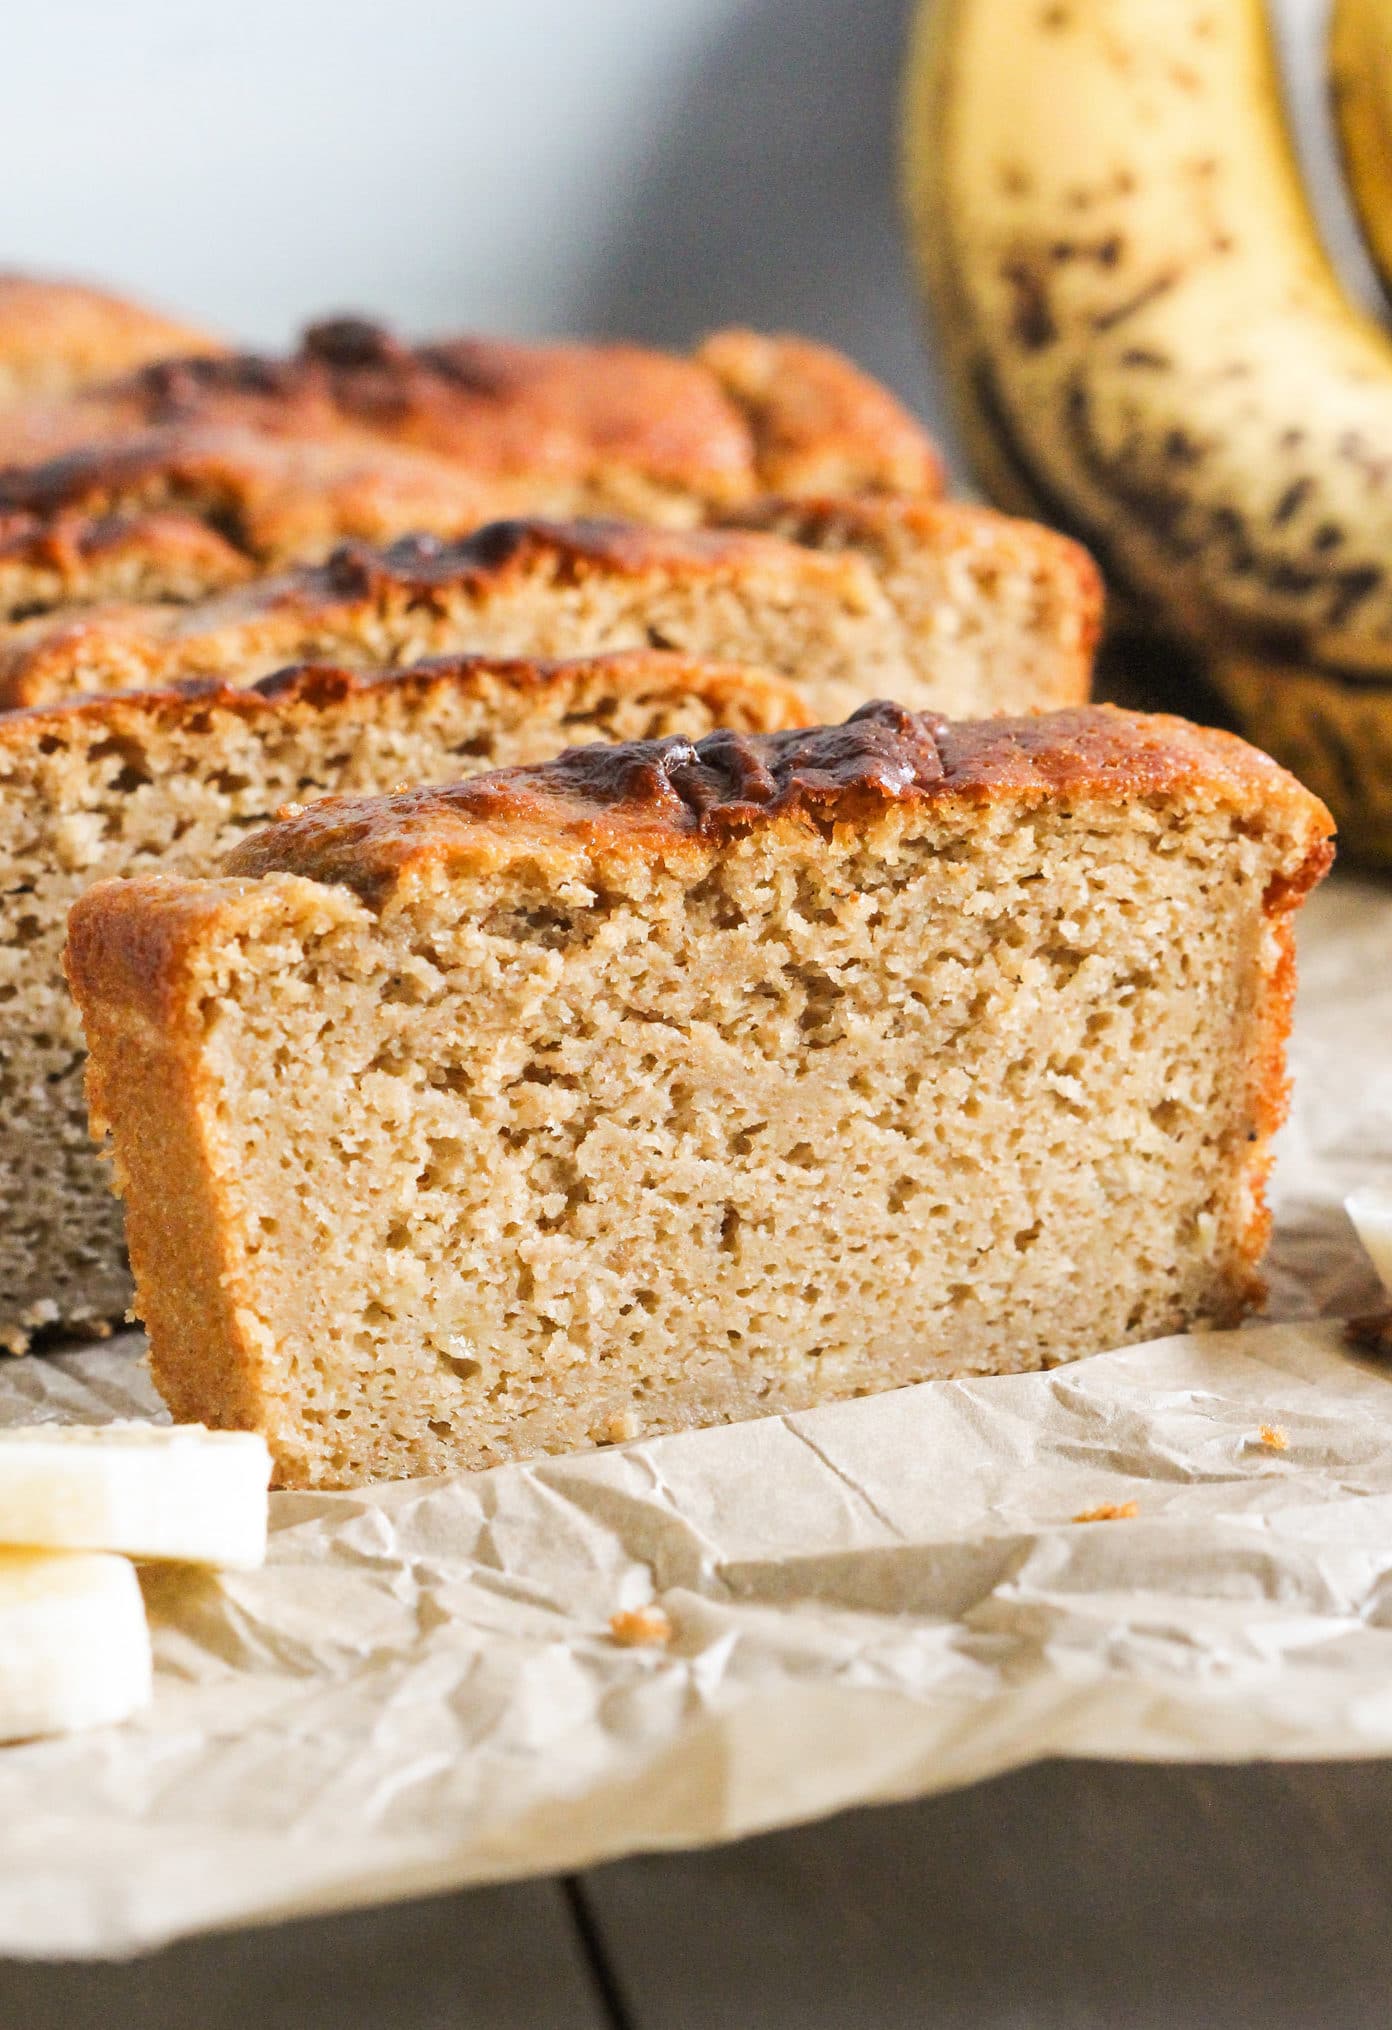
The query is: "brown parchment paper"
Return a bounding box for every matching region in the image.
[0,873,1388,1960]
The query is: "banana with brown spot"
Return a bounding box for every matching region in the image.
[903,0,1392,859]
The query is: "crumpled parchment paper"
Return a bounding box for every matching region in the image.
[0,873,1388,1959]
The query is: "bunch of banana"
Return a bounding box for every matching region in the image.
[903,0,1392,861]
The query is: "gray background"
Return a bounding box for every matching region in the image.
[0,0,1376,463]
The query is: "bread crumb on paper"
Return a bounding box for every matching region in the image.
[595,1410,641,1446]
[1072,1500,1138,1524]
[1258,1424,1289,1451]
[608,1606,673,1648]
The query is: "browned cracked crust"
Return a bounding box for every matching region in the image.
[0,507,255,622]
[0,425,503,578]
[221,700,1334,905]
[0,645,809,759]
[0,322,940,619]
[0,321,941,510]
[0,274,222,405]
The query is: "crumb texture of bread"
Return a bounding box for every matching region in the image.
[0,649,799,1350]
[0,323,941,617]
[0,275,222,406]
[65,704,1332,1486]
[0,498,1099,723]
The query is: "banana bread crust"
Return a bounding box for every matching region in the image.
[0,508,255,619]
[0,322,941,500]
[220,701,1334,901]
[0,645,808,753]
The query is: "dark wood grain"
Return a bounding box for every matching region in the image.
[581,1760,1392,2030]
[0,1878,609,2030]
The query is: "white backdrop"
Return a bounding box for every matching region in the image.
[0,0,1377,434]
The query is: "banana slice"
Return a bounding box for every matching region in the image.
[1348,1190,1392,1298]
[0,1549,151,1742]
[0,1423,271,1569]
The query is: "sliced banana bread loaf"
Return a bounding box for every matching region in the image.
[0,498,1100,722]
[1,650,802,1351]
[66,703,1333,1488]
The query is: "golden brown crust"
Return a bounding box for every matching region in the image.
[0,326,746,489]
[0,424,499,556]
[221,701,1335,904]
[0,646,810,755]
[0,319,940,499]
[0,275,221,404]
[0,322,940,619]
[0,517,842,708]
[66,877,290,1429]
[0,508,253,620]
[696,330,944,495]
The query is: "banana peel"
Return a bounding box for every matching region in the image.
[1331,0,1392,308]
[902,0,1392,862]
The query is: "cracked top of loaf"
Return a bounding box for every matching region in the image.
[0,646,809,751]
[0,323,942,503]
[222,701,1335,905]
[0,424,501,555]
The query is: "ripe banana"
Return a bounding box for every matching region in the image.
[0,1423,271,1569]
[0,1549,151,1742]
[902,0,1392,859]
[1331,0,1392,305]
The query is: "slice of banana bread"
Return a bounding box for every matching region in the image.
[66,703,1333,1489]
[0,274,222,406]
[0,324,941,620]
[0,650,803,1351]
[0,498,1100,722]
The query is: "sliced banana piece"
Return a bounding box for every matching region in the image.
[0,1549,151,1743]
[0,1423,271,1569]
[1348,1189,1392,1298]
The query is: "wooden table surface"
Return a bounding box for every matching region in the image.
[6,1757,1390,2027]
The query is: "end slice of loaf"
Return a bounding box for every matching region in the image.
[65,702,1333,1489]
[0,497,1101,723]
[0,649,803,1351]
